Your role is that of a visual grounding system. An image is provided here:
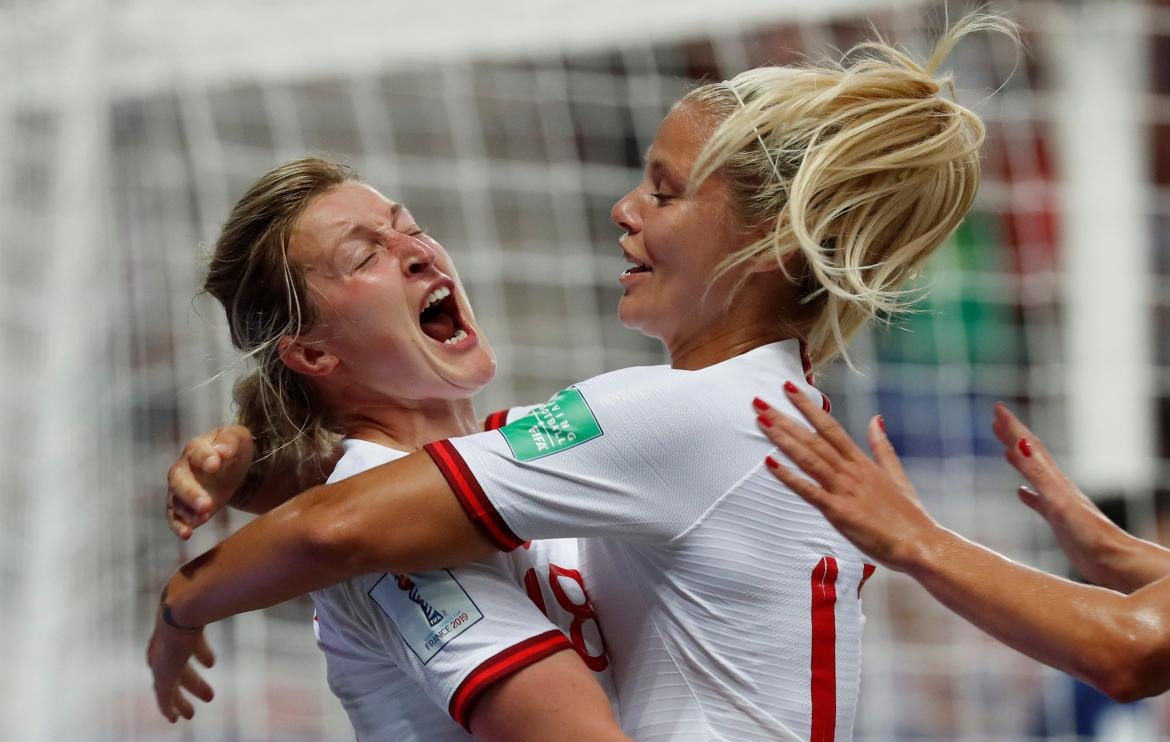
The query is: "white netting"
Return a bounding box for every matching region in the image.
[2,0,1169,739]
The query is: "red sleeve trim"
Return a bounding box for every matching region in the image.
[448,629,572,730]
[423,439,525,551]
[483,409,510,431]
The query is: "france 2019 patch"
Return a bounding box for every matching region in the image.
[368,570,484,664]
[499,387,603,461]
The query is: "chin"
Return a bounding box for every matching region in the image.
[617,297,640,329]
[443,348,497,393]
[617,300,665,341]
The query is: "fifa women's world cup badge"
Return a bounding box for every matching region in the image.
[499,387,603,461]
[394,575,445,627]
[370,571,485,663]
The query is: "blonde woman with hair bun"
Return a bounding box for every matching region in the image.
[155,12,1017,740]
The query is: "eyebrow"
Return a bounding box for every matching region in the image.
[648,159,683,190]
[336,202,405,245]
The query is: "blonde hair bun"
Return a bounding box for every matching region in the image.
[685,11,1020,367]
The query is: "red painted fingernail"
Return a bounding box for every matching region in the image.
[877,415,886,432]
[1018,438,1032,458]
[757,413,773,428]
[765,455,779,469]
[784,380,799,394]
[752,397,769,412]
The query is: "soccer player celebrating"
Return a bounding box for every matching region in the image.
[755,388,1170,702]
[151,158,625,741]
[154,14,1016,739]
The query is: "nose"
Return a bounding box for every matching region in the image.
[611,188,641,236]
[401,235,436,276]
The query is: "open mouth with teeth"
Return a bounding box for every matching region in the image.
[621,250,652,278]
[419,284,471,345]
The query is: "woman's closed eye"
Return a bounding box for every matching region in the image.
[354,250,378,271]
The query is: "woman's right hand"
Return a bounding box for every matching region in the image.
[166,426,254,540]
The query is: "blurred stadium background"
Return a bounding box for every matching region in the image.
[1,0,1168,739]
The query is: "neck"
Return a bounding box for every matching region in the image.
[668,324,791,370]
[337,397,480,452]
[667,279,805,370]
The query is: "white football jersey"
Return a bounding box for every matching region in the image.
[312,434,616,741]
[426,339,873,741]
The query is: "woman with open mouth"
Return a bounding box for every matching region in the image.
[153,12,1017,740]
[153,157,626,741]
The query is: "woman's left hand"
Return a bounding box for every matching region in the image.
[753,382,940,572]
[145,609,216,722]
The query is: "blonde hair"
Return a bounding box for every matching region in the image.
[204,157,355,472]
[685,12,1019,368]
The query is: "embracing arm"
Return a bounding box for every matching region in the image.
[156,450,628,736]
[754,384,1170,702]
[164,448,496,628]
[165,425,340,539]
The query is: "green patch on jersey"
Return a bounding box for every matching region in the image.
[500,387,603,461]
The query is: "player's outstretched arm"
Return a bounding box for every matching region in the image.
[161,448,495,625]
[752,383,1170,702]
[993,402,1170,593]
[165,425,338,539]
[150,450,498,714]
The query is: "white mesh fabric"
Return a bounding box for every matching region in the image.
[449,339,867,738]
[312,440,612,740]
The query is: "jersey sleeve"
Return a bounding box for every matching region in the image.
[482,405,541,432]
[361,554,572,730]
[425,371,761,547]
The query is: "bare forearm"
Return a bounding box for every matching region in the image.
[168,489,350,625]
[1082,526,1170,594]
[905,526,1170,700]
[991,403,1170,593]
[166,450,496,627]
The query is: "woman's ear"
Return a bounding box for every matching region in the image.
[741,216,798,276]
[277,335,339,377]
[751,246,806,278]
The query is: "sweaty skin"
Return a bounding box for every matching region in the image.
[754,384,1170,702]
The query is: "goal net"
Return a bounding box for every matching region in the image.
[1,0,1167,738]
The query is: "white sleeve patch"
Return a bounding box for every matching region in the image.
[367,570,485,665]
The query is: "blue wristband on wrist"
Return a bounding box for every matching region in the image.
[159,586,201,632]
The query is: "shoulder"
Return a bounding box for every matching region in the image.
[575,362,673,395]
[327,439,410,484]
[568,363,699,419]
[568,355,764,432]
